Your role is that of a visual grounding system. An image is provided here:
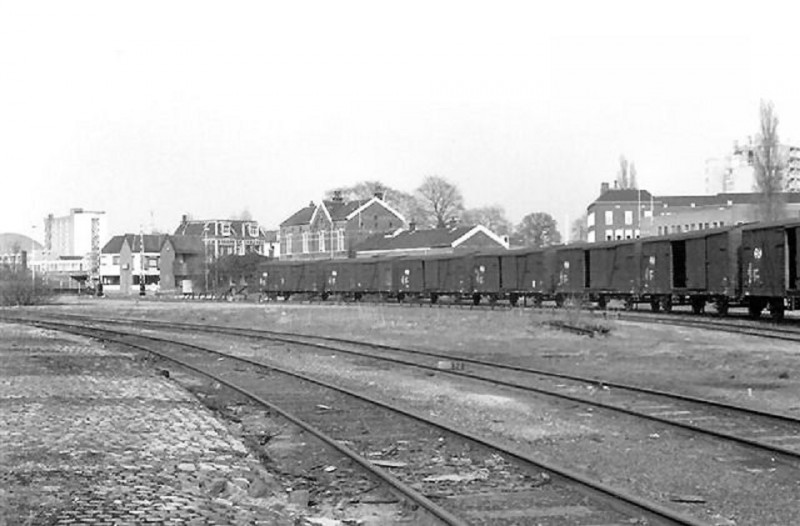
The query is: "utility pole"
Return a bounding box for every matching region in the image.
[139,227,146,296]
[30,225,36,290]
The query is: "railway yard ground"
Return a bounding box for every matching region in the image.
[3,296,800,525]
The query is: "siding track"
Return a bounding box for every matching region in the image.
[6,314,711,526]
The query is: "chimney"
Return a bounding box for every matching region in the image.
[447,216,458,229]
[600,182,610,194]
[181,214,188,225]
[373,191,384,200]
[408,221,416,232]
[332,190,343,202]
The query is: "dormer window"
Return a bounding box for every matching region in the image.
[248,224,259,237]
[221,222,232,236]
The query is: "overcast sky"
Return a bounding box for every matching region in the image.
[2,1,799,241]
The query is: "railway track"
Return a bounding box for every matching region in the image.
[11,311,800,465]
[14,317,707,526]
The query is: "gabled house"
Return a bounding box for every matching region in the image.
[354,224,509,258]
[173,216,276,259]
[159,235,205,294]
[280,191,406,259]
[99,234,165,294]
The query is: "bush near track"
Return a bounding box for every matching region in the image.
[0,269,54,306]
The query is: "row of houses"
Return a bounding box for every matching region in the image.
[95,194,510,295]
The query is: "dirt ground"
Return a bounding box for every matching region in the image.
[16,296,800,525]
[35,296,800,415]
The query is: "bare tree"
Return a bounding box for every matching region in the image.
[754,99,786,221]
[415,176,464,228]
[615,155,639,190]
[629,162,638,190]
[570,214,588,243]
[616,155,629,189]
[512,212,561,248]
[460,205,512,235]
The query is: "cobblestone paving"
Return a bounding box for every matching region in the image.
[0,324,294,525]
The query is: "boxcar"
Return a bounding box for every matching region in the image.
[512,247,556,306]
[740,219,800,318]
[586,239,640,308]
[553,244,588,305]
[467,252,503,303]
[392,256,425,300]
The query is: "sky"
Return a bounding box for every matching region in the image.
[2,1,799,241]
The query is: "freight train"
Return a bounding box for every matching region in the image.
[258,218,800,320]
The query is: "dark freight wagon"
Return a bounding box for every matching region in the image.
[740,220,800,318]
[553,244,588,304]
[466,252,502,302]
[392,256,425,299]
[586,239,640,308]
[503,248,556,305]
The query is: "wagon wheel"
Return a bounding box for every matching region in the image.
[430,293,439,305]
[659,296,673,313]
[472,293,481,306]
[509,293,519,307]
[769,299,785,321]
[747,298,765,319]
[624,296,635,311]
[690,296,705,315]
[714,297,729,316]
[649,298,661,312]
[596,295,607,310]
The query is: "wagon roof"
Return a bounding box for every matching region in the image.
[739,218,800,231]
[639,224,739,243]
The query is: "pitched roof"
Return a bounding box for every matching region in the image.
[101,235,127,254]
[594,189,654,203]
[168,235,204,254]
[280,205,316,227]
[283,196,405,228]
[356,225,496,252]
[102,234,164,254]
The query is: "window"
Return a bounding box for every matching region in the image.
[302,232,309,253]
[615,229,623,240]
[248,224,259,237]
[604,210,613,225]
[285,233,293,255]
[624,229,633,239]
[719,221,725,226]
[605,229,613,241]
[337,229,344,252]
[220,222,232,236]
[112,255,120,265]
[318,232,326,253]
[624,211,633,225]
[587,231,596,242]
[587,212,595,228]
[147,256,159,269]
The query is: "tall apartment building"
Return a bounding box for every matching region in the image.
[705,139,800,194]
[43,208,108,276]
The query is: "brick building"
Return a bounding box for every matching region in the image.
[280,191,406,259]
[586,183,656,242]
[586,182,800,241]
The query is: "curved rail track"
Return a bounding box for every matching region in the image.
[15,311,800,466]
[10,316,709,526]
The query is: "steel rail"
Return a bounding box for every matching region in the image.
[25,318,711,526]
[11,312,800,461]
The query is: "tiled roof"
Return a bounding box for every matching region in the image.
[102,234,164,254]
[280,206,316,227]
[101,235,127,254]
[168,235,204,254]
[323,199,367,220]
[355,226,478,251]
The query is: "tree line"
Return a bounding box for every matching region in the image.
[326,176,562,248]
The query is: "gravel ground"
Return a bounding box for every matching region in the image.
[14,298,800,525]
